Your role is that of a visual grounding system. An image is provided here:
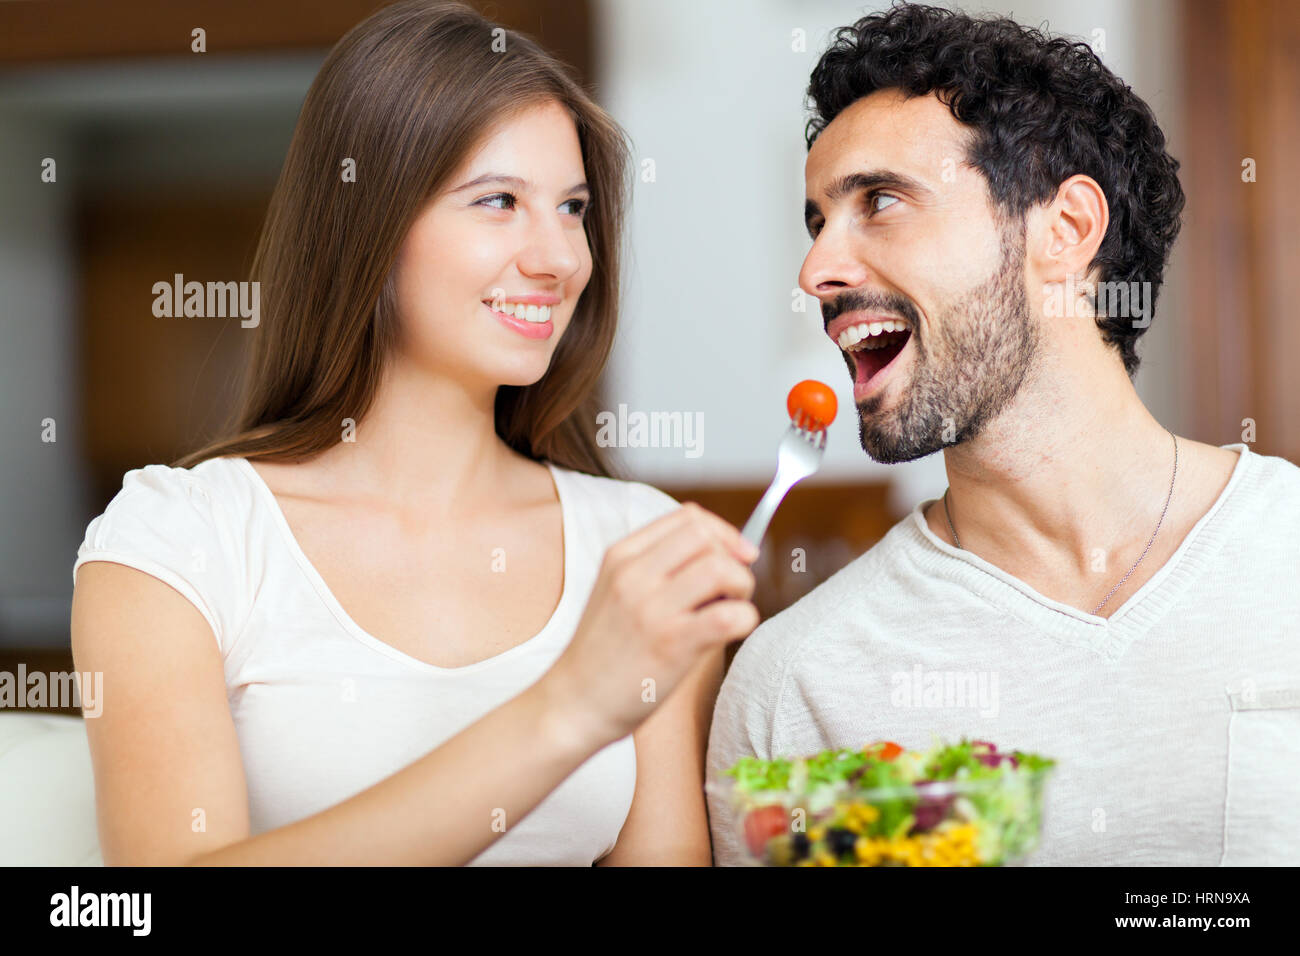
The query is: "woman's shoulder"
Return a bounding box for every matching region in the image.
[86,456,255,532]
[74,456,257,654]
[75,456,257,583]
[548,462,681,535]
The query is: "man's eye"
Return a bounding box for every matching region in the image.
[561,198,588,217]
[869,192,900,214]
[476,192,516,210]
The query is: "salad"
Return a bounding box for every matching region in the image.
[714,739,1055,866]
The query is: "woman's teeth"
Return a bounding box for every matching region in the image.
[837,319,911,351]
[492,302,552,323]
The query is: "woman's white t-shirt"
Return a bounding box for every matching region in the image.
[72,455,682,865]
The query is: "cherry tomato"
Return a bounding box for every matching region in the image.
[787,380,837,431]
[868,741,903,761]
[743,805,790,857]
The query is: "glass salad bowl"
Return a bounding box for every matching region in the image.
[707,739,1055,867]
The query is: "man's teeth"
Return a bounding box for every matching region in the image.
[491,302,552,323]
[837,319,911,351]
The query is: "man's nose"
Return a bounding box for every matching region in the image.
[798,225,872,302]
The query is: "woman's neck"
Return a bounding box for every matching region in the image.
[308,357,517,516]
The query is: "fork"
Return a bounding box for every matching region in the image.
[740,410,828,549]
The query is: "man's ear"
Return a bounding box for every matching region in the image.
[1030,174,1109,285]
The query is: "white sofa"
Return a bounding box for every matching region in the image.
[0,712,103,865]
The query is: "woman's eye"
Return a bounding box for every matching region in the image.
[476,192,516,211]
[561,198,588,217]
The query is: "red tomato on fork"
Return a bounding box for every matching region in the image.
[787,380,837,431]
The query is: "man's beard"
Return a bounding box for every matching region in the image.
[835,223,1038,464]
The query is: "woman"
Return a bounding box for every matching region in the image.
[70,0,758,866]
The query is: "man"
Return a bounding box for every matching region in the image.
[707,3,1300,865]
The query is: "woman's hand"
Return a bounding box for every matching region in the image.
[545,502,760,749]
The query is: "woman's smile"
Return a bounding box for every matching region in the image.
[483,298,556,339]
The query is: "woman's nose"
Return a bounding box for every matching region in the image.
[517,213,582,281]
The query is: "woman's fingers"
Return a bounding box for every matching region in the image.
[679,598,761,648]
[616,501,755,565]
[680,502,760,564]
[551,499,762,746]
[615,502,757,587]
[662,545,757,611]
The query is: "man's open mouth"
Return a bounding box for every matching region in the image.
[838,320,913,389]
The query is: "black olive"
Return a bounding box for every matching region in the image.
[791,833,811,859]
[828,828,857,856]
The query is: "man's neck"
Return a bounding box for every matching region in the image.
[935,347,1176,579]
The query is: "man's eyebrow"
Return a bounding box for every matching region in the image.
[803,170,932,229]
[450,173,590,195]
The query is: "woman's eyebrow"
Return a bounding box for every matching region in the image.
[804,169,931,231]
[451,173,590,195]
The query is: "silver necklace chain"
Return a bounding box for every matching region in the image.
[942,431,1178,616]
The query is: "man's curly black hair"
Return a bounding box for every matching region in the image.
[805,3,1185,378]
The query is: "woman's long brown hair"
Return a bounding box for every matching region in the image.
[173,0,629,476]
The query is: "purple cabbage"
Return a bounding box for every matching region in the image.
[911,780,957,832]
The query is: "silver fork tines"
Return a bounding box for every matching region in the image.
[740,410,827,549]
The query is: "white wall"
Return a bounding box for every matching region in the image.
[593,0,1186,516]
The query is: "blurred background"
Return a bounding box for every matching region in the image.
[1,0,1297,694]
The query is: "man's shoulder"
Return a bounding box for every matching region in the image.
[1218,444,1300,540]
[1250,447,1300,494]
[730,515,919,678]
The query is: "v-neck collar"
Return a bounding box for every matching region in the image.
[901,443,1256,657]
[229,456,576,676]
